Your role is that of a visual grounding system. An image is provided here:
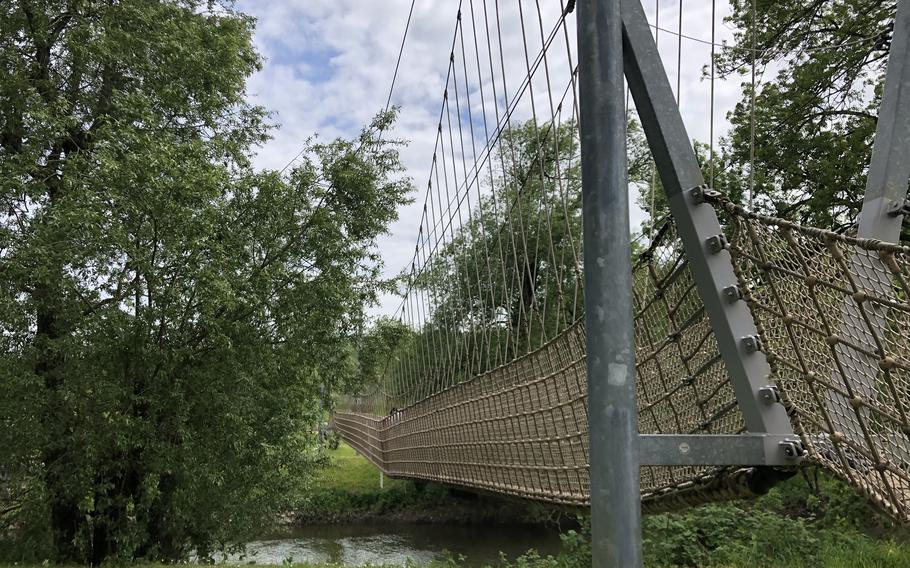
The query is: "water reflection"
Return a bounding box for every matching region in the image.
[231,523,561,567]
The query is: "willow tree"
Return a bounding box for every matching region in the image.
[0,1,410,563]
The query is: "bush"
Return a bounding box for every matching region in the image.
[497,473,910,568]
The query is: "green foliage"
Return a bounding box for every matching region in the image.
[497,510,910,568]
[354,317,415,395]
[634,1,902,238]
[718,0,897,233]
[496,473,910,568]
[644,504,819,566]
[0,1,411,563]
[756,469,895,531]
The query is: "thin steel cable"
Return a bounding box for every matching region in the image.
[384,0,418,114]
[391,12,573,306]
[470,0,511,369]
[375,0,581,409]
[516,0,552,351]
[646,23,883,55]
[749,0,757,208]
[676,0,682,102]
[709,0,716,188]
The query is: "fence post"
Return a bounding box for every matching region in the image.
[577,0,642,566]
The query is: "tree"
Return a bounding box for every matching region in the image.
[632,2,899,237]
[353,316,413,401]
[0,1,411,563]
[718,0,897,234]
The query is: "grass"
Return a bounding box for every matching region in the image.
[294,442,556,525]
[293,441,447,523]
[310,443,407,494]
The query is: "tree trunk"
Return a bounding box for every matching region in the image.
[35,300,82,562]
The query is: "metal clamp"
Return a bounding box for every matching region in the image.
[705,234,728,254]
[758,385,781,405]
[690,184,708,204]
[779,439,806,462]
[689,184,721,205]
[742,335,763,354]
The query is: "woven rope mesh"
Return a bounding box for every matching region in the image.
[335,213,754,509]
[713,196,910,520]
[335,199,910,520]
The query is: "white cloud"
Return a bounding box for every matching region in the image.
[237,0,751,318]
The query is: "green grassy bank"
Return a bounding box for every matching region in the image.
[294,443,559,525]
[291,443,910,566]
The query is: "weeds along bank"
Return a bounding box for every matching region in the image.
[294,443,910,567]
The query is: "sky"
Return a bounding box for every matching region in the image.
[236,0,752,318]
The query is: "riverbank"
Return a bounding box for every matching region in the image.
[7,448,904,566]
[288,445,910,566]
[293,443,567,526]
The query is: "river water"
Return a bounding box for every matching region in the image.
[230,522,562,567]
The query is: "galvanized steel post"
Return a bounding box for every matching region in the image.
[828,0,910,463]
[577,0,642,566]
[858,0,910,241]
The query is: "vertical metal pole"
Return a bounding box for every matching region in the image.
[827,0,910,460]
[578,0,642,566]
[858,0,910,241]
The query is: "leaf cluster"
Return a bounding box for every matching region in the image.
[0,1,412,563]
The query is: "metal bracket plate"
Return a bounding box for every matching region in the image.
[639,434,805,466]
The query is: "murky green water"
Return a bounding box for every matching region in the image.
[230,523,561,567]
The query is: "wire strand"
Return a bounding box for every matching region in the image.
[384,0,418,114]
[749,0,756,208]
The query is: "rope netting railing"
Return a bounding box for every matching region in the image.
[336,200,910,519]
[332,0,910,522]
[710,193,910,520]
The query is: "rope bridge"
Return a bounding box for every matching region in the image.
[336,200,910,518]
[334,0,910,522]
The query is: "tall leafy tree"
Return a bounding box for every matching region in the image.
[0,1,410,563]
[634,2,899,238]
[719,0,897,233]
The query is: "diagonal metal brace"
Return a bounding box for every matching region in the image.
[620,0,797,440]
